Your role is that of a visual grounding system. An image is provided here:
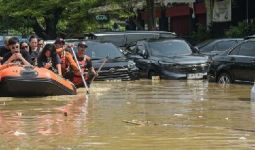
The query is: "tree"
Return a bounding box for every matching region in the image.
[146,0,155,30]
[0,0,108,39]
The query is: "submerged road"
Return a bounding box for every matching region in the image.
[0,80,255,149]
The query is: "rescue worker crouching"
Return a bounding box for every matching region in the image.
[73,41,97,87]
[54,38,80,79]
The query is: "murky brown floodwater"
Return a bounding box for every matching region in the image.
[0,80,255,150]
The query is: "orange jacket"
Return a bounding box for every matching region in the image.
[56,48,79,74]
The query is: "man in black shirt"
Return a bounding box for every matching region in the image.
[29,35,39,65]
[2,37,31,65]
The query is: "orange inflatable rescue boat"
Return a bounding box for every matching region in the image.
[0,64,77,97]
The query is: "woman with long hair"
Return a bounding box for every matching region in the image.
[37,44,62,76]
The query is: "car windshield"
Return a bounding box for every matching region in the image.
[148,40,192,57]
[196,39,214,49]
[85,42,124,59]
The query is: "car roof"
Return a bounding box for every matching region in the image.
[196,38,243,48]
[87,31,177,47]
[145,38,185,43]
[245,34,255,40]
[205,38,243,42]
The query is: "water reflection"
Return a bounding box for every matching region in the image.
[0,80,255,149]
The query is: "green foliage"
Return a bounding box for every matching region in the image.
[0,0,137,39]
[225,21,255,38]
[190,24,212,45]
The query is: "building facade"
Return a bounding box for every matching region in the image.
[137,0,255,37]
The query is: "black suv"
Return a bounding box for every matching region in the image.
[83,41,139,81]
[127,38,209,79]
[208,37,255,84]
[196,38,243,57]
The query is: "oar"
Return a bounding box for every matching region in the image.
[70,47,89,95]
[90,57,107,85]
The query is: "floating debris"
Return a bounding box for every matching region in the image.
[14,131,26,136]
[239,137,247,140]
[17,112,22,116]
[174,114,184,117]
[122,120,152,126]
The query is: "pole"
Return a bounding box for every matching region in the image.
[70,47,89,94]
[90,57,107,86]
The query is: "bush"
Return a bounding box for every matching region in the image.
[225,21,255,38]
[190,24,212,45]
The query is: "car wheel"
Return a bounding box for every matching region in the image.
[217,72,232,84]
[148,70,159,79]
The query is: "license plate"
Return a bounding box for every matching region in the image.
[187,73,205,79]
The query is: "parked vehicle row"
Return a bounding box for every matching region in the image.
[44,32,255,85]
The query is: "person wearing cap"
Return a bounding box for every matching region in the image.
[2,37,31,65]
[72,41,97,87]
[54,38,79,78]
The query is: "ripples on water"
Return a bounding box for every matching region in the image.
[0,80,255,149]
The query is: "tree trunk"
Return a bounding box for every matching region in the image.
[146,0,155,30]
[30,8,64,40]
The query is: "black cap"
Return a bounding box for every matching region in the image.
[54,38,65,45]
[78,41,88,48]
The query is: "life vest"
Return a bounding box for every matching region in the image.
[78,56,88,73]
[60,51,70,73]
[72,56,89,86]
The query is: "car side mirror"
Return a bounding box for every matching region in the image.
[138,50,149,59]
[193,46,200,53]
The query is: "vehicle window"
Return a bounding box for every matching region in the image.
[85,42,124,59]
[148,40,192,57]
[199,40,217,52]
[238,41,255,56]
[214,41,237,51]
[229,45,241,55]
[196,39,214,49]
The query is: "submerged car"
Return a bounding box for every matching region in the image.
[127,38,209,79]
[83,41,139,81]
[208,37,255,84]
[196,38,242,57]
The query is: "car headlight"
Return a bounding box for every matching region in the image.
[128,61,136,69]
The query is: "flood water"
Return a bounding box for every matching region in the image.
[1,80,255,149]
